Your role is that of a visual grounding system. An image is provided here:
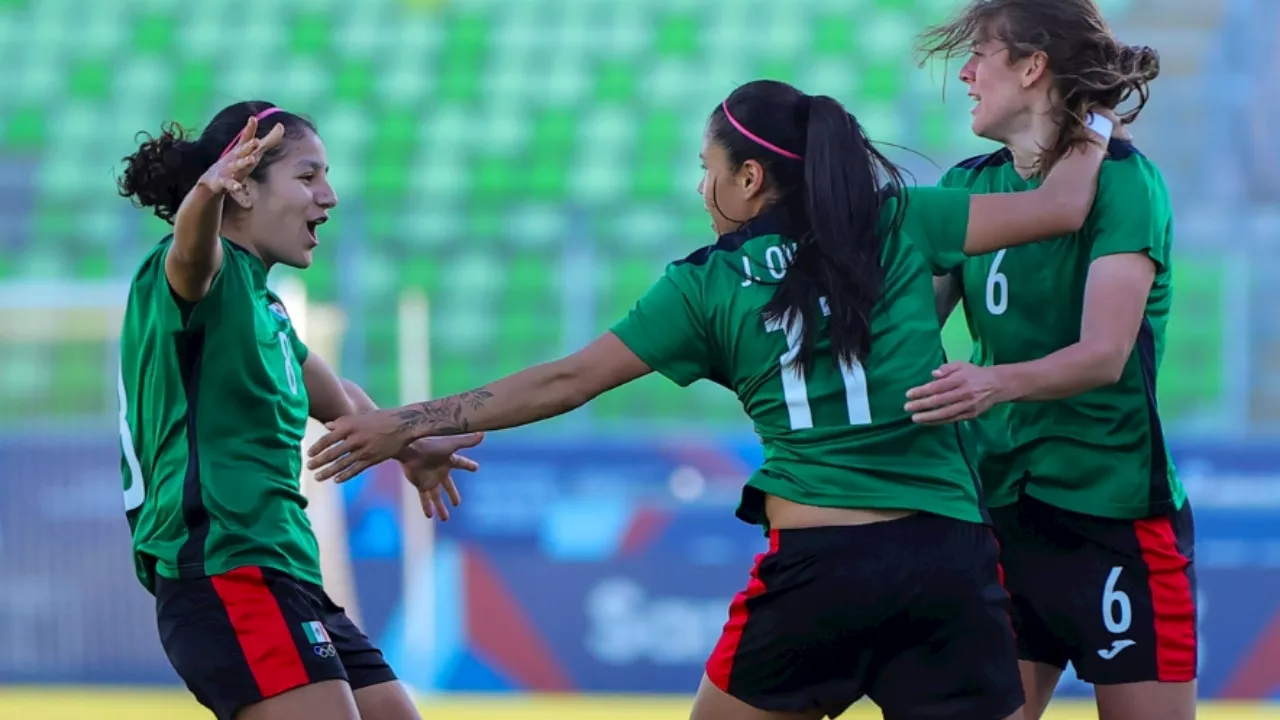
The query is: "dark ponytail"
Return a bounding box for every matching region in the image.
[769,95,905,373]
[117,100,317,225]
[711,81,906,375]
[117,122,215,224]
[1111,43,1160,123]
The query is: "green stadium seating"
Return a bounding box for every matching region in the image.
[0,0,1206,429]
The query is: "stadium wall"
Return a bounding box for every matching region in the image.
[2,434,1280,699]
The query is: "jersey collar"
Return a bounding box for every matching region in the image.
[717,205,793,248]
[224,239,269,287]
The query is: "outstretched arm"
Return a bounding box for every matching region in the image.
[301,352,484,517]
[960,113,1115,256]
[310,260,713,483]
[306,333,653,482]
[909,111,1117,278]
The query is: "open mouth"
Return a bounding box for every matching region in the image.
[306,216,327,244]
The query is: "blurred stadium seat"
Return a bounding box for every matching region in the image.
[3,0,1240,431]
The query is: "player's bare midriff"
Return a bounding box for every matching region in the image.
[765,494,916,529]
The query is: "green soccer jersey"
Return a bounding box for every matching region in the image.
[612,190,988,528]
[939,140,1183,519]
[118,237,321,593]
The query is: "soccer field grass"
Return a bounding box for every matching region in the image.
[1,689,1276,719]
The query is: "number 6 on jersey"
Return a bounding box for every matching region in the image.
[985,248,1009,315]
[765,299,872,431]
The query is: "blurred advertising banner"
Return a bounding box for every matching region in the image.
[3,433,1280,699]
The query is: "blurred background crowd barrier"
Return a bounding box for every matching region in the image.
[2,0,1280,715]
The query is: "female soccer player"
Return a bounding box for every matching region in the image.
[307,80,1116,720]
[116,101,483,720]
[909,2,1194,720]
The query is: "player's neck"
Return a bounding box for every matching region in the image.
[221,225,269,268]
[1002,110,1059,180]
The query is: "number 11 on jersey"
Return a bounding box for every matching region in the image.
[765,300,872,431]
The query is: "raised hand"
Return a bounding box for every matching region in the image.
[199,115,285,197]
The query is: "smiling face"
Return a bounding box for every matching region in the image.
[242,129,337,269]
[958,34,1051,143]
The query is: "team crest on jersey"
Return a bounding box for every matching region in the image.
[268,302,290,321]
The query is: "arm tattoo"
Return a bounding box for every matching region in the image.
[393,387,494,436]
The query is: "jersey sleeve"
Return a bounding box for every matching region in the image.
[609,264,714,387]
[174,238,236,328]
[900,186,972,274]
[1087,156,1173,271]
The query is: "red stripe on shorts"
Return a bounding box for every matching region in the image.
[988,530,1015,636]
[1133,516,1197,682]
[705,530,781,692]
[210,566,311,698]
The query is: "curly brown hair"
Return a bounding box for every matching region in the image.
[916,0,1159,175]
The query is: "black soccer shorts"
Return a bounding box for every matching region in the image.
[705,513,1024,719]
[155,565,398,720]
[991,494,1198,685]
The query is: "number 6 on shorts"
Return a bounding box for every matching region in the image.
[1101,566,1132,635]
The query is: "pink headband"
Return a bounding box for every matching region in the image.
[722,101,802,161]
[219,107,284,159]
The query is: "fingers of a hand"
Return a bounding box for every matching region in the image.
[333,460,369,484]
[451,432,484,450]
[224,155,258,182]
[239,116,258,147]
[308,430,347,462]
[234,137,261,160]
[312,459,341,482]
[444,478,462,507]
[307,443,348,470]
[911,402,972,425]
[255,123,286,153]
[314,452,358,481]
[904,388,971,413]
[419,487,448,521]
[932,362,964,378]
[211,178,243,195]
[308,430,341,458]
[451,454,479,472]
[904,375,963,401]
